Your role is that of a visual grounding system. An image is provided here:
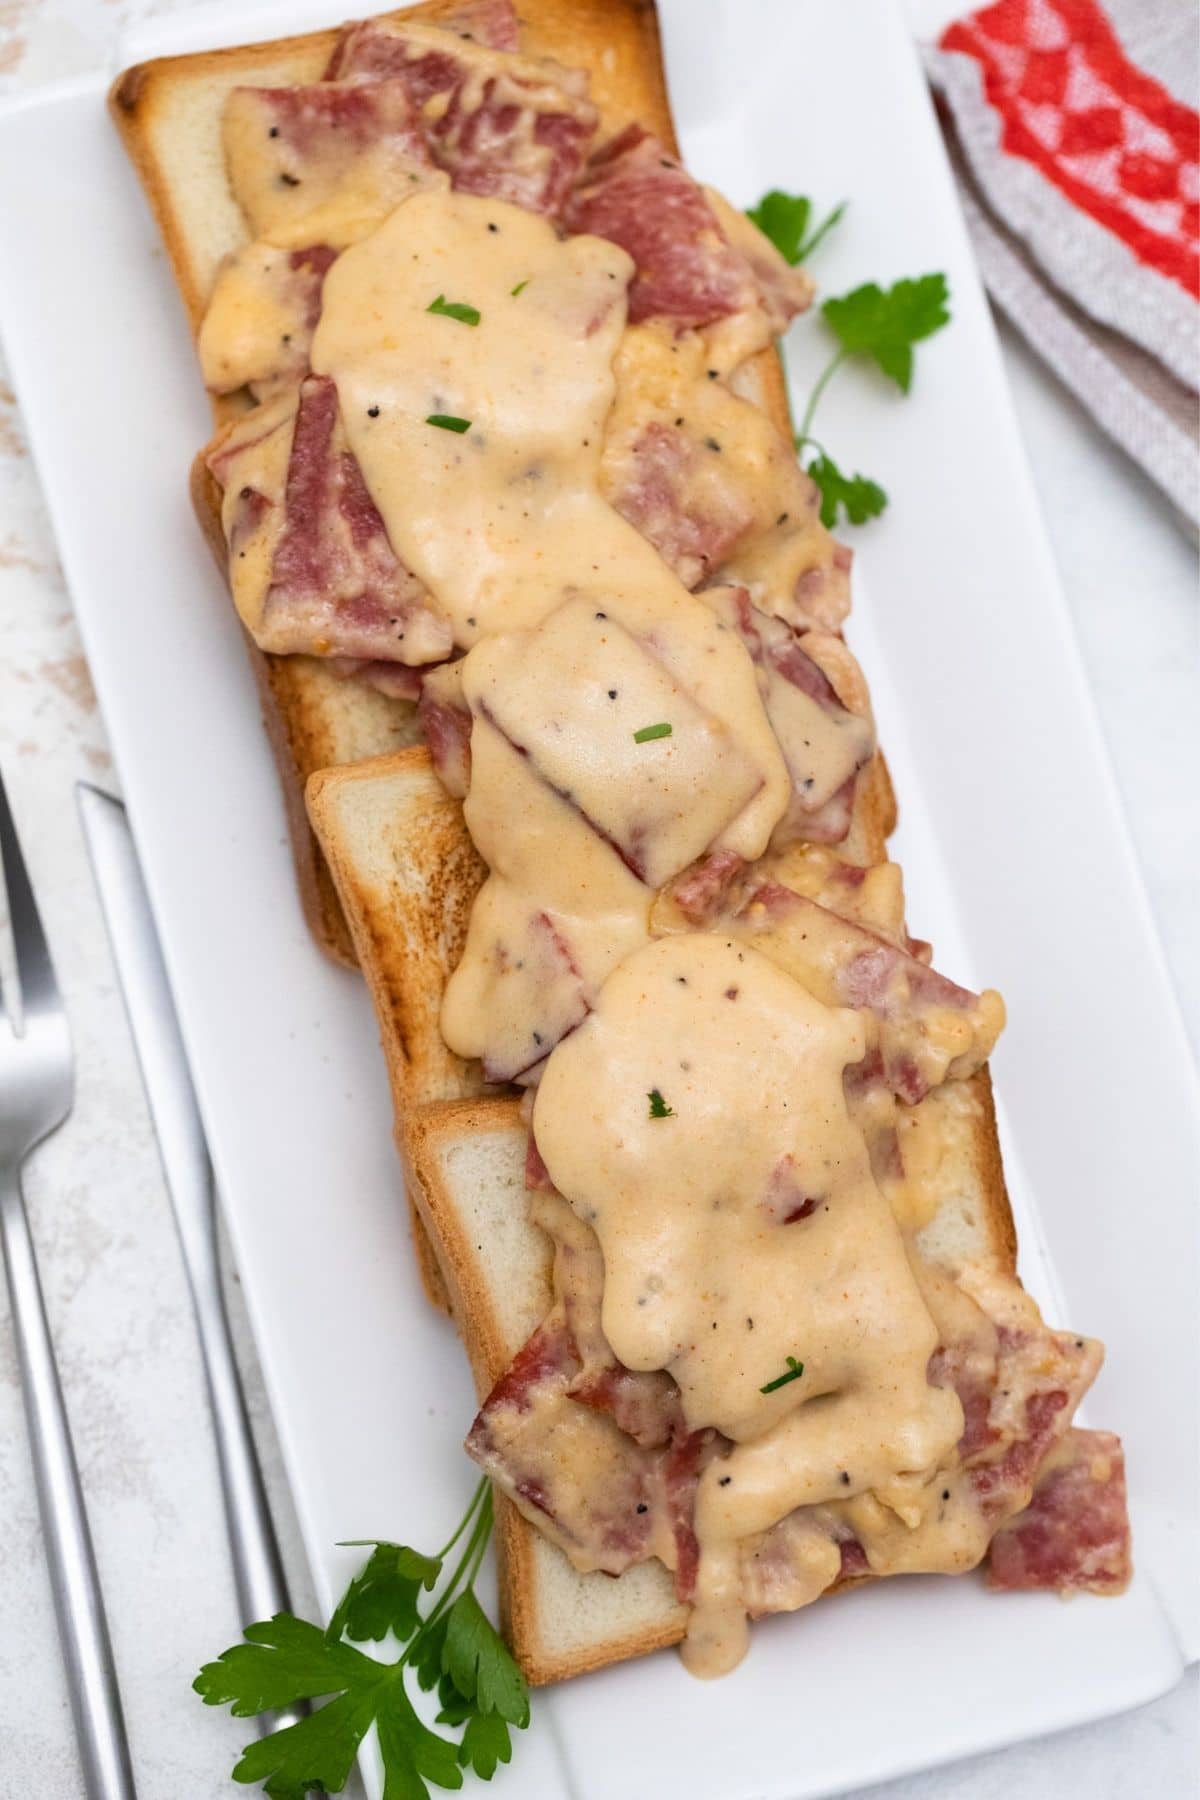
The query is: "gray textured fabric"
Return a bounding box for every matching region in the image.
[942,110,1198,530]
[1108,0,1199,104]
[926,5,1198,531]
[928,43,1198,389]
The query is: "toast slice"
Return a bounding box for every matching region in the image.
[408,1099,688,1680]
[308,747,492,1309]
[307,749,1016,1681]
[110,0,728,965]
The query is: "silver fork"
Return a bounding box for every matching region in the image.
[0,767,137,1800]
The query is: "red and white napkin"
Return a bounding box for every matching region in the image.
[926,0,1198,528]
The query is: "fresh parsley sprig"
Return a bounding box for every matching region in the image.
[195,1478,529,1799]
[802,456,887,530]
[820,274,951,397]
[746,188,952,530]
[795,273,951,530]
[746,189,846,267]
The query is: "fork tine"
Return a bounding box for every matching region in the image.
[0,763,61,1023]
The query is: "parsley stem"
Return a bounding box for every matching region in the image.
[434,1475,489,1562]
[429,1494,492,1624]
[797,348,848,444]
[403,1488,495,1665]
[452,1501,494,1616]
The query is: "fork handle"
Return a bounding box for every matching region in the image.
[0,1164,137,1799]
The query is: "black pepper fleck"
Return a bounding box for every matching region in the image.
[718,1475,732,1487]
[268,126,279,138]
[279,172,300,187]
[636,1502,648,1513]
[608,689,618,699]
[705,437,722,453]
[367,405,380,418]
[839,1472,851,1486]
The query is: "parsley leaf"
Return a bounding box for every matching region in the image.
[647,1088,674,1120]
[633,722,672,743]
[435,1672,474,1728]
[377,1682,464,1798]
[409,1615,450,1694]
[196,1614,371,1714]
[196,1480,530,1799]
[804,453,888,530]
[232,1684,381,1796]
[821,274,950,394]
[745,190,846,265]
[327,1542,441,1645]
[459,1712,515,1780]
[443,1592,529,1726]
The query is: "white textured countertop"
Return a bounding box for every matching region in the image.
[0,3,1196,1795]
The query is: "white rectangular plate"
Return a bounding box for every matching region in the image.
[0,1,1195,1794]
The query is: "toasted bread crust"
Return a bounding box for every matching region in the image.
[307,747,494,1309]
[306,749,492,1116]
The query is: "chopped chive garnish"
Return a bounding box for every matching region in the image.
[511,279,529,297]
[760,1356,804,1395]
[647,1088,674,1119]
[427,293,481,326]
[633,722,672,744]
[426,414,472,434]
